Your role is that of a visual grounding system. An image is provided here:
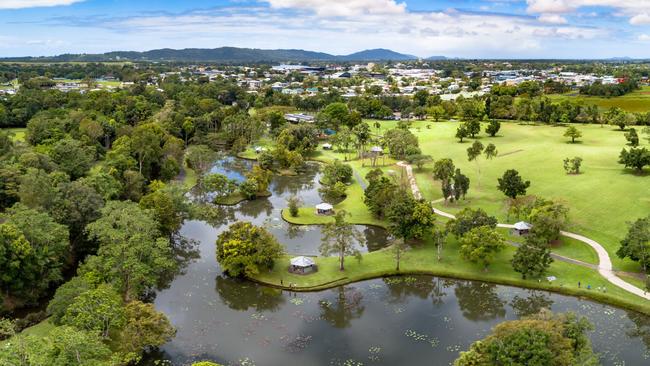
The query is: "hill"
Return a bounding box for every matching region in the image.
[1,47,421,63]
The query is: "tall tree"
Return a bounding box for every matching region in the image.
[83,201,176,301]
[617,215,650,272]
[320,210,364,271]
[512,234,554,279]
[467,140,484,187]
[216,221,284,277]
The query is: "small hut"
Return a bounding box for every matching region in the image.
[254,146,266,154]
[369,146,384,167]
[322,143,333,150]
[513,221,532,236]
[290,256,316,274]
[316,202,334,215]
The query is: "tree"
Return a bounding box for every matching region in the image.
[239,179,259,200]
[467,140,484,187]
[455,311,597,366]
[0,204,69,303]
[83,201,176,301]
[320,210,364,271]
[115,301,176,359]
[486,119,501,137]
[453,169,470,201]
[456,124,469,142]
[61,284,125,339]
[322,159,353,185]
[484,143,498,160]
[406,154,433,170]
[618,147,650,173]
[464,119,481,138]
[185,145,218,193]
[201,173,238,202]
[7,326,115,366]
[626,127,640,147]
[459,226,506,270]
[447,207,498,238]
[139,185,189,237]
[287,195,301,217]
[498,169,531,199]
[49,138,95,179]
[352,122,371,159]
[391,238,408,271]
[527,199,569,243]
[433,227,447,261]
[433,158,455,182]
[364,173,398,219]
[610,111,636,130]
[47,275,94,325]
[616,215,650,272]
[258,150,275,170]
[387,193,435,241]
[216,221,284,277]
[428,105,444,121]
[563,126,582,143]
[563,157,583,175]
[246,165,272,194]
[383,128,419,159]
[512,234,554,279]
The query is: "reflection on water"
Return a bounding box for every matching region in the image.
[143,158,650,366]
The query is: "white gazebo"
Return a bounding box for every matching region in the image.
[323,143,333,150]
[316,202,334,215]
[254,146,266,153]
[290,256,316,274]
[370,146,383,154]
[513,221,532,235]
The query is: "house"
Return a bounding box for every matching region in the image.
[513,221,532,236]
[284,113,315,124]
[316,203,334,215]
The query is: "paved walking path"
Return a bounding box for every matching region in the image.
[397,161,650,301]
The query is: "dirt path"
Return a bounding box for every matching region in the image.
[398,161,650,301]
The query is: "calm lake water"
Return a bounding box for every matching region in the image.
[144,159,650,366]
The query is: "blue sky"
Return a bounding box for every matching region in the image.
[1,0,650,58]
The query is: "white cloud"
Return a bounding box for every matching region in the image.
[0,0,83,9]
[630,13,650,25]
[267,0,406,16]
[80,3,606,58]
[538,14,568,24]
[527,0,650,25]
[638,34,650,41]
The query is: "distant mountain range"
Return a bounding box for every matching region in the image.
[0,47,446,63]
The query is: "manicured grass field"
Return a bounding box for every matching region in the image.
[548,86,650,112]
[386,120,648,272]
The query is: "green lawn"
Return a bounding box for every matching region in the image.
[0,319,55,346]
[2,127,26,142]
[253,224,650,315]
[548,86,650,112]
[394,120,648,272]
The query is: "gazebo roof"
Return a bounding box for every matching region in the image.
[323,143,333,148]
[514,221,532,230]
[290,256,315,267]
[370,146,383,152]
[316,203,334,211]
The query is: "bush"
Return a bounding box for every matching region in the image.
[287,195,301,217]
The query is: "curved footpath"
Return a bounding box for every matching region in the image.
[396,161,650,301]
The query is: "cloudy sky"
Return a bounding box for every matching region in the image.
[1,0,650,58]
